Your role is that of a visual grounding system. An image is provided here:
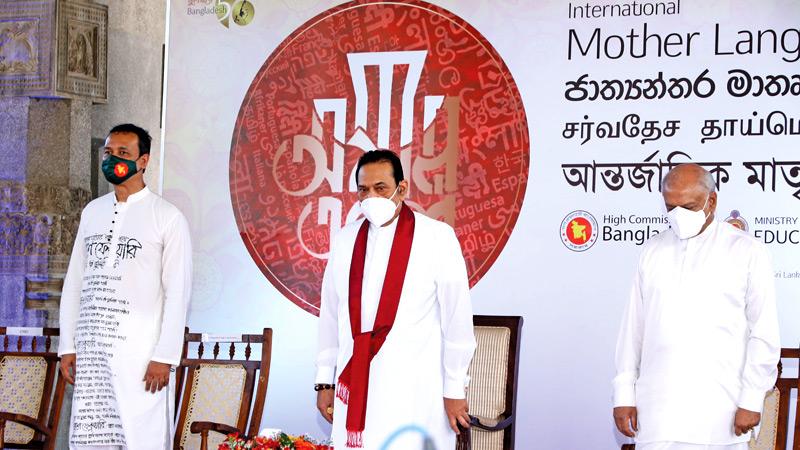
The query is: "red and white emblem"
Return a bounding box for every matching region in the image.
[561,211,598,252]
[229,0,530,314]
[114,163,128,177]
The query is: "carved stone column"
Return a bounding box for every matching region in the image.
[0,0,108,329]
[1,3,109,449]
[0,0,108,101]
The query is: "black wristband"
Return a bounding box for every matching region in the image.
[314,383,335,391]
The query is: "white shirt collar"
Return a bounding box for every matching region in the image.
[115,186,151,205]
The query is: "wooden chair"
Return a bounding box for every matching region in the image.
[173,328,272,450]
[456,316,523,450]
[765,347,799,450]
[751,386,780,450]
[620,347,800,450]
[0,327,66,450]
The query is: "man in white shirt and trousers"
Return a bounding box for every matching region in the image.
[613,163,780,450]
[59,124,193,449]
[315,150,477,450]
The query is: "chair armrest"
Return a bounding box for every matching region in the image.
[456,423,471,450]
[189,421,240,436]
[469,414,514,432]
[0,412,53,437]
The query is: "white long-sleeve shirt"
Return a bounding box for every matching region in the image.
[316,211,476,450]
[58,187,192,448]
[614,220,780,445]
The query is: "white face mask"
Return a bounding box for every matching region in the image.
[666,194,710,239]
[359,186,400,226]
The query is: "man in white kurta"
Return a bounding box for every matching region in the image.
[58,124,192,449]
[613,164,780,450]
[315,150,476,450]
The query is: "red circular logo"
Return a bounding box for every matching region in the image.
[230,0,530,314]
[114,163,128,177]
[566,217,593,245]
[560,211,598,252]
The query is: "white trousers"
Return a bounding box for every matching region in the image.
[638,443,749,450]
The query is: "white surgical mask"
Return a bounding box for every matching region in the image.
[667,195,710,239]
[360,186,400,226]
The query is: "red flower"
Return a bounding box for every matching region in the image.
[294,439,316,450]
[252,437,279,449]
[218,432,328,450]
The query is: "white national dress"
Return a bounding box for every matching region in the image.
[614,220,780,446]
[316,212,476,450]
[59,187,192,449]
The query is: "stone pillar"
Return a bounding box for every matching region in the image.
[0,0,107,326]
[0,97,49,328]
[1,1,108,448]
[0,97,93,327]
[1,2,111,448]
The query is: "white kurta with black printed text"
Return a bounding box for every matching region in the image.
[59,188,192,449]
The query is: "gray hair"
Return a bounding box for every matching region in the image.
[661,165,716,193]
[698,170,716,193]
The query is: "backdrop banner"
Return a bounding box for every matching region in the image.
[163,1,800,448]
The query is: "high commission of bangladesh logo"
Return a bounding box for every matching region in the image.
[561,211,599,252]
[229,0,530,314]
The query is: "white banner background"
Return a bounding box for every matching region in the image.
[163,1,800,448]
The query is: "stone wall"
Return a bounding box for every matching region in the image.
[0,0,166,326]
[0,97,93,328]
[92,0,167,192]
